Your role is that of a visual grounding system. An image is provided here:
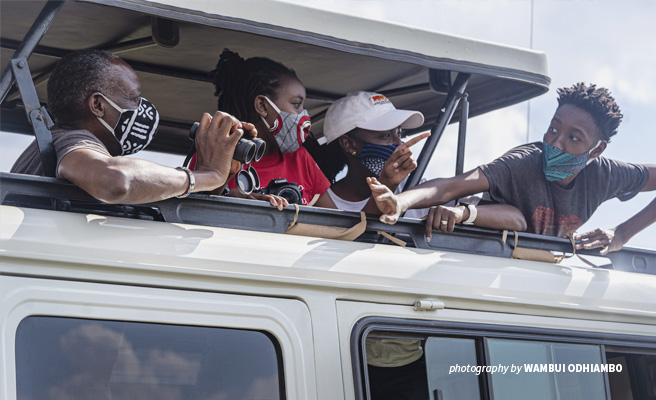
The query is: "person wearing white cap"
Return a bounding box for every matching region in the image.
[312,91,430,215]
[310,91,527,236]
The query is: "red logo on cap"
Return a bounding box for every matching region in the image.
[370,95,391,106]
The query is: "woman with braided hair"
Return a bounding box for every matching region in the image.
[191,49,330,207]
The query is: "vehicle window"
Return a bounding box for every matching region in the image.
[487,338,606,400]
[606,349,656,399]
[365,335,429,400]
[360,327,656,400]
[425,336,482,400]
[16,316,283,400]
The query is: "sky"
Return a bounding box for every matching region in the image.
[1,0,654,253]
[293,0,656,253]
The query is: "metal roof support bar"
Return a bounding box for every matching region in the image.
[406,72,470,189]
[0,0,64,104]
[10,59,56,177]
[455,93,469,176]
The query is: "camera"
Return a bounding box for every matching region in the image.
[188,122,265,164]
[259,178,303,205]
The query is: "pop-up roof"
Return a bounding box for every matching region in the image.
[1,0,549,154]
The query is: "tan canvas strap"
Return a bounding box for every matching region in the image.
[307,193,321,207]
[506,231,600,267]
[377,231,407,247]
[287,206,367,241]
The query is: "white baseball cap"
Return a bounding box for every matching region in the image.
[320,91,424,144]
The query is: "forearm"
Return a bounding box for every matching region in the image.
[395,179,455,213]
[65,157,225,204]
[115,160,226,204]
[398,168,491,213]
[614,197,656,245]
[472,204,527,231]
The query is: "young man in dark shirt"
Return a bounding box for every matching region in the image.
[368,82,656,255]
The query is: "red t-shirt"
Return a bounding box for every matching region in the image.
[190,146,330,205]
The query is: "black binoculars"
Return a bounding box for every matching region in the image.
[185,122,263,195]
[189,122,266,164]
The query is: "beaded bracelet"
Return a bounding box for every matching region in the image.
[176,166,195,198]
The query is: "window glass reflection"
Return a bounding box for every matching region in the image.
[16,316,283,400]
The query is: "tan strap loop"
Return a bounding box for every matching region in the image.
[288,203,300,229]
[377,231,407,247]
[511,231,558,263]
[307,193,321,207]
[567,232,600,268]
[287,210,367,241]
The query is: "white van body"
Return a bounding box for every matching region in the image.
[1,1,655,399]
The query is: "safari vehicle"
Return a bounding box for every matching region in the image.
[1,1,656,399]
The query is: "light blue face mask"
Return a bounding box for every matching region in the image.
[542,139,601,182]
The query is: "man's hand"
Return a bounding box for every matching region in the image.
[424,205,467,241]
[194,111,253,189]
[575,228,625,255]
[378,132,430,188]
[367,177,403,224]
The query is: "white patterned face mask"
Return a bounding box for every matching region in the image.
[97,93,159,155]
[260,96,311,154]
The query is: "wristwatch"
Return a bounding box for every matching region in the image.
[462,203,477,225]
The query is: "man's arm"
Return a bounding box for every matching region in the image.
[58,111,244,204]
[368,167,491,224]
[576,164,656,254]
[424,203,527,241]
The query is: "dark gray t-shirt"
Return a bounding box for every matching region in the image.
[479,142,649,237]
[10,128,111,178]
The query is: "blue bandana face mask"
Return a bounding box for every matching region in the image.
[542,139,601,182]
[359,142,399,176]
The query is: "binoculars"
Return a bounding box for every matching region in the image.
[187,122,264,195]
[189,122,266,164]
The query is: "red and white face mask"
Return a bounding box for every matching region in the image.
[261,96,311,154]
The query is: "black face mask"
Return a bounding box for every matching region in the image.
[97,93,159,155]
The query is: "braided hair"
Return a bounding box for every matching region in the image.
[556,82,623,141]
[211,49,298,122]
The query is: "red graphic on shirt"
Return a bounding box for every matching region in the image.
[531,206,583,237]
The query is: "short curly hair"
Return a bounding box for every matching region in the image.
[47,49,122,126]
[556,82,623,142]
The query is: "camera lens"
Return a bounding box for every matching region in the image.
[276,187,302,204]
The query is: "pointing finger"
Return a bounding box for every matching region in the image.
[403,132,431,148]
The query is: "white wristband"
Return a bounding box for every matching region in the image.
[176,166,195,198]
[462,203,477,225]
